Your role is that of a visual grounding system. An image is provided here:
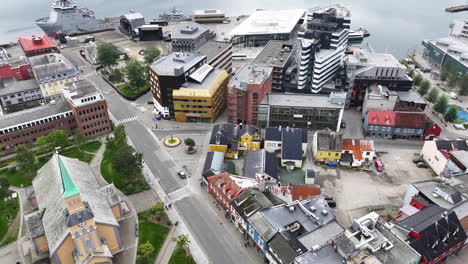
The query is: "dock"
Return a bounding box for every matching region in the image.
[445,5,468,13]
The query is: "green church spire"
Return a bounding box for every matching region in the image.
[57,155,80,198]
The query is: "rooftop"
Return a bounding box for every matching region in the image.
[174,68,228,97]
[252,40,296,68]
[63,79,99,100]
[282,127,304,160]
[194,41,232,63]
[231,188,283,221]
[172,22,209,39]
[397,90,426,104]
[348,49,404,68]
[427,35,468,68]
[207,172,258,198]
[367,110,396,126]
[0,78,40,96]
[243,149,278,180]
[28,53,79,82]
[202,151,226,178]
[150,52,206,76]
[316,130,342,151]
[0,100,70,129]
[342,139,375,160]
[261,93,344,109]
[229,9,306,36]
[395,112,426,128]
[265,184,321,204]
[265,127,308,143]
[228,64,272,91]
[18,34,57,53]
[294,244,345,264]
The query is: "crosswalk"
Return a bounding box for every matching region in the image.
[115,116,139,124]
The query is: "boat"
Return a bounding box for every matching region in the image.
[159,7,191,22]
[348,27,370,43]
[36,0,118,36]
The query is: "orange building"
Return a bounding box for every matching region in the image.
[24,155,123,263]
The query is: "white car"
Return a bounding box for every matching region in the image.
[454,124,466,130]
[448,92,458,99]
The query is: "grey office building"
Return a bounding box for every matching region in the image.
[171,22,215,52]
[258,92,344,131]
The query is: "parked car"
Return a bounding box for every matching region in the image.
[454,124,466,130]
[177,171,186,179]
[374,160,384,172]
[412,158,423,164]
[341,122,347,129]
[416,162,428,168]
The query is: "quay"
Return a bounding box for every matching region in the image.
[445,5,468,13]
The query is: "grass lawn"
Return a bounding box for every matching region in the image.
[169,247,196,264]
[0,155,51,187]
[137,211,170,264]
[101,142,150,195]
[60,146,94,163]
[116,83,149,98]
[81,140,102,153]
[0,193,19,243]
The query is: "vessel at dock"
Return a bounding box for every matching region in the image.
[159,7,191,22]
[36,0,118,36]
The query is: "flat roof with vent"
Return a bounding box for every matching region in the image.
[150,52,206,76]
[228,64,273,90]
[252,40,296,68]
[172,22,209,39]
[18,34,57,53]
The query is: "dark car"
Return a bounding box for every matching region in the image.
[177,171,187,179]
[341,122,346,128]
[412,158,423,164]
[416,162,428,168]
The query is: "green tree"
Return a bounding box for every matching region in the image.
[184,138,195,151]
[144,47,161,64]
[15,144,35,176]
[458,73,468,96]
[444,105,458,123]
[97,42,120,68]
[74,131,88,151]
[434,94,449,114]
[113,124,127,146]
[35,130,70,153]
[109,69,123,83]
[413,74,423,86]
[112,144,143,177]
[418,79,430,96]
[407,68,414,78]
[137,241,154,260]
[399,59,409,68]
[440,63,450,81]
[427,88,439,104]
[150,202,165,216]
[172,234,190,250]
[126,60,147,89]
[448,73,459,89]
[0,176,10,199]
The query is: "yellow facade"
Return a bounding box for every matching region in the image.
[209,144,228,153]
[34,235,49,253]
[239,133,261,152]
[111,204,122,220]
[39,77,75,97]
[173,70,228,123]
[315,150,342,163]
[55,235,75,264]
[96,224,121,254]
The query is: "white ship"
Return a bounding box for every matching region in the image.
[36,0,118,36]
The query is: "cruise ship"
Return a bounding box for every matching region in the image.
[36,0,118,36]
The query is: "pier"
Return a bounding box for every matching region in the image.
[445,5,468,13]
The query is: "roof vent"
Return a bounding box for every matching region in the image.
[310,206,316,212]
[289,206,295,212]
[321,209,328,216]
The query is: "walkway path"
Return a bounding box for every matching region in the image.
[154,226,177,264]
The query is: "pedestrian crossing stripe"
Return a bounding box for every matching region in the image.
[116,116,139,124]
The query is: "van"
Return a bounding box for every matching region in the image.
[374,160,384,172]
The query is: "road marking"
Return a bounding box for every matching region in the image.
[116,116,139,124]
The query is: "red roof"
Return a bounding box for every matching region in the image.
[18,34,56,52]
[290,185,321,201]
[395,112,426,128]
[367,110,396,126]
[207,172,246,200]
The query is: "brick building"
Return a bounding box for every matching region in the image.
[227,64,273,125]
[0,80,111,155]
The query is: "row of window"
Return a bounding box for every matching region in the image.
[174,110,208,114]
[80,96,97,104]
[0,112,73,135]
[85,126,111,137]
[78,105,105,116]
[173,98,208,103]
[80,112,107,123]
[82,120,109,130]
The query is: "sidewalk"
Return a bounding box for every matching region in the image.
[154,226,177,264]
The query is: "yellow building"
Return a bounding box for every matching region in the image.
[313,130,343,164]
[209,123,261,159]
[25,155,123,264]
[173,65,228,122]
[29,53,80,102]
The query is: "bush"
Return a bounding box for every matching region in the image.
[464,123,468,129]
[8,167,16,173]
[122,180,150,195]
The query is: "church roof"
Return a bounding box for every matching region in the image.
[58,155,80,198]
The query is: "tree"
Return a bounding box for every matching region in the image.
[0,176,10,199]
[448,73,459,89]
[113,124,127,146]
[144,47,161,64]
[150,202,165,216]
[74,131,88,150]
[427,88,439,104]
[418,79,430,96]
[111,144,143,177]
[399,59,409,68]
[458,73,468,96]
[109,69,123,83]
[413,74,423,86]
[34,130,70,153]
[444,105,458,123]
[440,63,450,81]
[126,60,147,89]
[407,68,414,78]
[184,138,195,151]
[137,241,154,260]
[434,94,449,114]
[97,42,120,68]
[172,234,190,250]
[15,144,35,176]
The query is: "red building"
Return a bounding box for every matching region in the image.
[0,58,32,80]
[207,172,258,217]
[18,34,58,57]
[424,123,441,140]
[227,64,273,125]
[0,80,112,155]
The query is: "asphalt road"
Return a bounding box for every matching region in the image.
[65,49,260,263]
